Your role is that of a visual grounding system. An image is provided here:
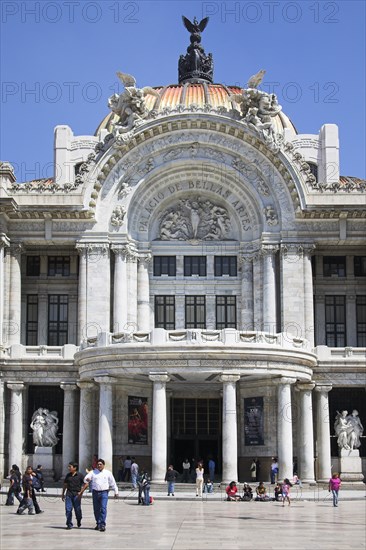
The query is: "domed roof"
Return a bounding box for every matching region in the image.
[95,82,297,136]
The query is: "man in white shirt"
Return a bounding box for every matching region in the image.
[80,458,118,532]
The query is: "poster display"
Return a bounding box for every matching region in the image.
[244,397,264,446]
[128,396,148,445]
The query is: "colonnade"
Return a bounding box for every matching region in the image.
[4,377,333,483]
[1,238,315,344]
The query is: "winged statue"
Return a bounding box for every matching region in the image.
[247,69,266,89]
[182,16,209,35]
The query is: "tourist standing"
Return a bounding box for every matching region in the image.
[165,465,179,496]
[80,459,119,532]
[195,462,204,497]
[250,459,257,482]
[328,473,341,507]
[122,456,132,481]
[270,457,279,484]
[35,465,46,492]
[131,458,139,489]
[208,457,216,481]
[61,462,84,529]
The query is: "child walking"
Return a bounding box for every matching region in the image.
[281,478,292,506]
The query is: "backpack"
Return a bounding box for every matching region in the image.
[32,475,41,490]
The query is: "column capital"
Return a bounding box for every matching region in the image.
[76,242,110,258]
[219,373,240,383]
[315,383,332,393]
[7,381,25,391]
[295,382,315,392]
[94,376,117,385]
[149,372,170,383]
[60,382,78,392]
[302,243,316,257]
[261,243,279,256]
[111,243,138,261]
[77,381,96,391]
[273,376,297,386]
[138,251,152,264]
[0,233,10,248]
[9,242,23,258]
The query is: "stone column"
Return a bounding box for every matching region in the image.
[315,384,332,482]
[262,245,278,333]
[303,245,316,347]
[137,252,152,332]
[7,382,25,469]
[8,243,23,345]
[296,382,316,483]
[61,383,78,475]
[127,249,138,328]
[76,245,87,344]
[220,373,240,483]
[149,373,170,482]
[0,376,5,479]
[280,244,306,340]
[95,376,114,471]
[112,245,129,333]
[239,255,254,331]
[252,251,262,330]
[77,381,96,474]
[274,377,296,480]
[0,235,10,346]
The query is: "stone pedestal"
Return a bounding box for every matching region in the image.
[34,447,54,481]
[339,449,364,482]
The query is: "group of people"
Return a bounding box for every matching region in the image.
[5,464,45,514]
[225,479,293,505]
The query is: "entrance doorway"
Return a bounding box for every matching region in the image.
[170,398,221,477]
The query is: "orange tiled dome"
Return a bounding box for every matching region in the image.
[95,82,297,136]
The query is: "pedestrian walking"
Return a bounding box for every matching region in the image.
[328,472,341,507]
[17,466,35,515]
[35,465,46,492]
[165,465,179,496]
[5,465,22,506]
[195,462,204,497]
[281,478,292,506]
[80,458,119,532]
[61,462,84,529]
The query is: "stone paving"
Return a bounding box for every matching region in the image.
[1,491,365,550]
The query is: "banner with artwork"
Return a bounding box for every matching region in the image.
[244,397,264,446]
[128,396,148,445]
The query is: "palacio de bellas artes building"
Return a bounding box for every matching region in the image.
[0,15,365,487]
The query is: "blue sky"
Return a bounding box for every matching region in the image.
[1,0,365,181]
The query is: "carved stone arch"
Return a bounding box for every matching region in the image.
[90,121,302,232]
[127,160,266,242]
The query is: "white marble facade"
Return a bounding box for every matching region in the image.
[0,74,365,483]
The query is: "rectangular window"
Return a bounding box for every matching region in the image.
[26,256,40,276]
[216,296,237,329]
[48,295,68,345]
[185,296,206,329]
[214,256,237,277]
[153,256,176,276]
[48,256,70,276]
[26,295,38,345]
[354,256,366,277]
[323,256,346,277]
[356,296,366,347]
[325,296,346,347]
[155,296,175,329]
[184,256,206,277]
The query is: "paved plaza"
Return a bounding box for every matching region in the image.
[1,491,365,550]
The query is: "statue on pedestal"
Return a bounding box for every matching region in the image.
[30,408,59,447]
[334,409,364,451]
